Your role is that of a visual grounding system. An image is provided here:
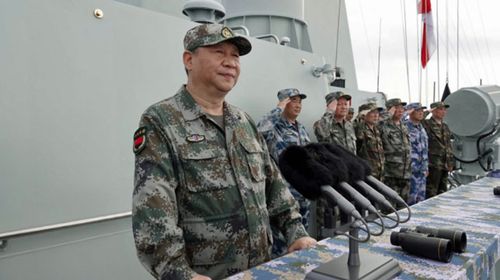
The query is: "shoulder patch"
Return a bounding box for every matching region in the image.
[133,126,147,154]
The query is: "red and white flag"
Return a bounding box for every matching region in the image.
[418,0,436,68]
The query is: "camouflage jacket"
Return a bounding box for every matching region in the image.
[404,120,429,175]
[378,119,411,179]
[132,86,308,280]
[314,111,356,154]
[422,117,454,170]
[257,107,311,163]
[354,121,385,179]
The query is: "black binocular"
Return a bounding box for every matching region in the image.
[494,186,500,195]
[390,226,467,263]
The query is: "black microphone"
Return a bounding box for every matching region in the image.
[320,143,396,212]
[366,175,408,206]
[278,145,363,221]
[303,143,379,215]
[327,143,407,207]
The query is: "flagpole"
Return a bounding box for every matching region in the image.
[433,81,436,103]
[457,0,460,89]
[446,0,449,84]
[436,0,441,96]
[417,0,421,103]
[401,0,411,102]
[424,67,428,104]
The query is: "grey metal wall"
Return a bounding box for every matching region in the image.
[0,0,380,278]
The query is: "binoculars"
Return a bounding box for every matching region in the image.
[494,186,500,195]
[390,226,467,263]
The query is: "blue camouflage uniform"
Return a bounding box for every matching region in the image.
[257,89,311,257]
[404,104,429,205]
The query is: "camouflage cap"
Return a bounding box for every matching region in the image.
[385,98,407,108]
[277,88,307,101]
[325,91,352,105]
[430,101,450,109]
[358,102,383,112]
[405,102,427,110]
[184,24,252,56]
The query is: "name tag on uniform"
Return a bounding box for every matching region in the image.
[186,134,205,143]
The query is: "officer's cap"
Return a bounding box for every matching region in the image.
[430,101,450,109]
[277,88,307,101]
[405,102,427,110]
[325,91,352,105]
[184,24,252,56]
[386,98,407,109]
[359,102,383,112]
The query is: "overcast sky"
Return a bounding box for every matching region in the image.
[345,0,500,105]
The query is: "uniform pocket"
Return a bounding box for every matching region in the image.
[240,140,266,182]
[179,144,231,192]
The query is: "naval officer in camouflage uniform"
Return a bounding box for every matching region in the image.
[379,98,411,202]
[403,103,429,205]
[346,107,355,122]
[355,102,385,180]
[132,24,315,280]
[314,91,356,154]
[257,88,311,257]
[423,101,454,198]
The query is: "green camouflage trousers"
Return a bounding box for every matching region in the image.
[383,177,410,205]
[426,167,448,198]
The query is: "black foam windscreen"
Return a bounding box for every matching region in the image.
[303,143,348,185]
[278,145,334,200]
[321,143,368,182]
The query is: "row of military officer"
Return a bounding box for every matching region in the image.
[256,88,454,247]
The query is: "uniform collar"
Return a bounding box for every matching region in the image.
[177,85,240,124]
[430,116,443,125]
[280,114,301,128]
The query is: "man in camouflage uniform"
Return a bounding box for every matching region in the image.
[423,101,454,198]
[132,24,315,280]
[257,88,311,257]
[379,98,411,202]
[355,102,385,180]
[313,91,355,238]
[346,107,355,122]
[403,103,429,205]
[314,91,356,154]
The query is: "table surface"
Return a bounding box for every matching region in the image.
[227,177,500,280]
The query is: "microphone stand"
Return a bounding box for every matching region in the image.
[347,219,360,268]
[306,214,401,280]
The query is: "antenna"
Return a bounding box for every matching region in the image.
[376,18,382,93]
[334,0,343,68]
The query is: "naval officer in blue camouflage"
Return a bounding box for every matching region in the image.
[257,88,310,163]
[257,88,311,257]
[403,102,429,205]
[132,24,315,280]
